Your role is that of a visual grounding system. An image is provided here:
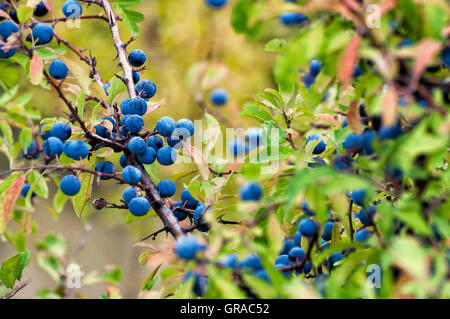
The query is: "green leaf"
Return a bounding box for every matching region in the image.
[265,38,287,53]
[101,266,123,286]
[141,264,161,291]
[17,5,34,23]
[19,127,33,153]
[73,159,96,218]
[231,0,265,40]
[114,2,144,35]
[53,189,69,214]
[0,250,30,288]
[36,253,62,284]
[35,46,68,60]
[28,170,49,199]
[0,61,22,88]
[239,103,274,123]
[36,233,67,258]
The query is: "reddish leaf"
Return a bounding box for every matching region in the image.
[347,100,362,134]
[145,98,166,114]
[132,242,161,252]
[42,0,54,12]
[182,142,210,181]
[30,53,43,86]
[382,85,398,127]
[411,39,442,90]
[0,174,25,233]
[338,35,361,88]
[315,113,340,126]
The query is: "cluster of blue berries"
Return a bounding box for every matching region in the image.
[0,1,85,59]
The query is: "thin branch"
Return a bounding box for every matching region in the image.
[3,280,30,299]
[1,165,125,183]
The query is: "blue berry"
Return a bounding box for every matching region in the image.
[343,134,363,153]
[119,154,128,168]
[210,88,228,106]
[21,183,31,197]
[93,125,110,138]
[137,147,157,164]
[128,49,146,67]
[62,0,82,18]
[50,122,72,141]
[194,204,211,232]
[220,254,238,269]
[298,218,318,237]
[245,127,263,150]
[122,165,142,185]
[0,20,18,39]
[0,43,16,59]
[156,116,175,137]
[279,12,308,25]
[175,235,205,260]
[63,140,89,160]
[176,119,194,137]
[282,238,295,254]
[358,205,376,226]
[205,0,228,9]
[301,200,314,216]
[49,59,68,80]
[303,262,312,274]
[308,156,326,168]
[254,269,271,282]
[275,254,291,266]
[351,189,367,206]
[309,59,322,75]
[126,97,147,116]
[172,202,187,221]
[132,70,140,84]
[147,135,164,151]
[124,115,144,134]
[227,138,245,157]
[327,252,343,269]
[101,117,117,132]
[361,130,376,154]
[122,187,139,204]
[181,189,199,209]
[136,80,157,99]
[380,121,403,139]
[359,103,367,117]
[95,161,115,180]
[120,98,131,115]
[332,154,353,171]
[442,45,450,67]
[60,175,81,196]
[240,182,263,201]
[184,271,208,297]
[288,247,305,261]
[128,197,150,216]
[25,141,40,159]
[355,229,372,242]
[34,1,48,17]
[293,231,302,246]
[156,146,176,166]
[128,136,147,155]
[240,254,263,270]
[302,73,316,88]
[156,179,176,198]
[321,221,335,241]
[43,136,63,158]
[353,65,364,78]
[306,134,326,154]
[32,23,54,45]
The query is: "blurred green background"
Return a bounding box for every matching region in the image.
[0,0,297,298]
